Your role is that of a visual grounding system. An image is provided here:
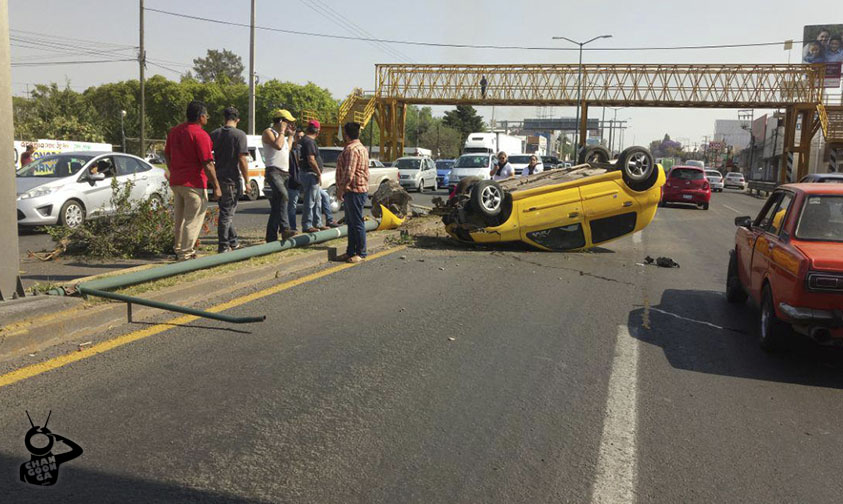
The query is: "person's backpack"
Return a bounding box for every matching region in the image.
[287,148,302,190]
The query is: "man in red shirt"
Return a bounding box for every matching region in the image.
[164,101,221,260]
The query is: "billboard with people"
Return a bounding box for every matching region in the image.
[803,24,843,88]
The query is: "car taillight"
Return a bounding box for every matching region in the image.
[703,181,709,190]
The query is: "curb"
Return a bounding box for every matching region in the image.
[0,232,396,365]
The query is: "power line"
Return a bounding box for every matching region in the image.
[145,7,804,53]
[10,28,136,49]
[11,59,136,67]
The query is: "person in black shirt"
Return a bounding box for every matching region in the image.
[299,120,326,232]
[210,107,251,252]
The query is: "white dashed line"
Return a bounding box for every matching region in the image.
[722,204,741,214]
[591,325,639,504]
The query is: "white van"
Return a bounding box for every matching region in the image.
[243,135,267,200]
[448,153,496,189]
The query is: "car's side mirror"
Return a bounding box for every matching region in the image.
[735,216,752,227]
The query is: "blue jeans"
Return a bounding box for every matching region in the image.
[217,179,240,251]
[301,172,322,229]
[265,168,290,242]
[320,188,335,224]
[344,191,367,258]
[287,187,299,231]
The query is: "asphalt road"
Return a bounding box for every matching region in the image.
[4,190,843,503]
[16,190,444,289]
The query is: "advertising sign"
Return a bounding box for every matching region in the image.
[802,24,843,88]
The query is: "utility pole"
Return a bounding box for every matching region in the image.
[248,0,256,134]
[0,0,23,299]
[139,0,145,157]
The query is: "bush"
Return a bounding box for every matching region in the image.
[44,179,174,258]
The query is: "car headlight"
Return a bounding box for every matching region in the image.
[18,186,56,200]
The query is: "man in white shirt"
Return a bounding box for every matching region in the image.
[490,151,514,181]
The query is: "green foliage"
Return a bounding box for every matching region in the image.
[14,83,104,142]
[442,105,486,145]
[189,49,246,85]
[44,179,174,258]
[419,123,462,158]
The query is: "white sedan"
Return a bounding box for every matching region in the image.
[16,151,170,228]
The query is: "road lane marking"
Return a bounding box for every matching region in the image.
[723,204,741,214]
[591,325,639,504]
[0,246,406,389]
[632,232,642,245]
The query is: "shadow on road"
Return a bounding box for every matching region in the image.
[129,321,253,335]
[628,289,843,389]
[0,452,271,503]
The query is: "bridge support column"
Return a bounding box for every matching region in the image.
[796,107,817,181]
[578,101,589,149]
[376,99,407,162]
[780,107,796,184]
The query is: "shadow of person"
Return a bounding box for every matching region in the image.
[627,289,843,389]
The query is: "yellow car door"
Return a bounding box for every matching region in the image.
[518,186,586,251]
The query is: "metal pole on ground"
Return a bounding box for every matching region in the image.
[0,0,23,300]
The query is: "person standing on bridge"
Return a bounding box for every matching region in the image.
[263,109,297,242]
[164,100,221,261]
[335,122,369,263]
[491,151,514,180]
[210,106,251,252]
[480,75,488,100]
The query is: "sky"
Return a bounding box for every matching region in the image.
[8,0,843,151]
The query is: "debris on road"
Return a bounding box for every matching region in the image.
[371,180,413,219]
[644,256,681,268]
[448,337,456,342]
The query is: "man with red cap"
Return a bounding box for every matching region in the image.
[299,119,326,232]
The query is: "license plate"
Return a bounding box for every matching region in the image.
[683,194,693,200]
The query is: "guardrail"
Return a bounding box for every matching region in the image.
[747,180,778,196]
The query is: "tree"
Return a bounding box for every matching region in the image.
[419,121,462,158]
[442,105,485,143]
[405,106,435,146]
[649,133,684,158]
[13,83,104,142]
[189,49,245,85]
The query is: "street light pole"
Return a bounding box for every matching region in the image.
[552,34,612,155]
[120,110,127,153]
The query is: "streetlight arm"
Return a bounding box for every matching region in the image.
[583,34,612,45]
[552,36,580,46]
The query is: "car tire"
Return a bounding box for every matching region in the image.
[577,145,611,165]
[618,146,656,184]
[59,199,86,228]
[470,180,504,217]
[726,251,747,304]
[760,284,788,352]
[246,179,260,201]
[418,180,425,193]
[433,178,438,191]
[148,193,164,211]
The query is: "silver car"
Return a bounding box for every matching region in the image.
[396,156,438,192]
[16,151,170,228]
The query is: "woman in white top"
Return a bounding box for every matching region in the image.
[490,151,514,181]
[520,155,543,177]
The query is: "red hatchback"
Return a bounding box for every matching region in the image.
[660,166,711,210]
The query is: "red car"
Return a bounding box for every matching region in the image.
[727,184,843,350]
[660,166,711,210]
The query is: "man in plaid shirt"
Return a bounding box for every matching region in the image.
[335,122,370,263]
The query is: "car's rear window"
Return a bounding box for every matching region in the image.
[705,171,722,178]
[508,155,531,164]
[454,156,491,168]
[396,158,421,170]
[670,168,704,180]
[726,173,744,179]
[796,195,843,242]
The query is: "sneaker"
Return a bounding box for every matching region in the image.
[318,226,331,231]
[346,255,364,264]
[304,227,320,233]
[334,253,350,262]
[326,221,340,228]
[281,230,299,240]
[230,243,243,251]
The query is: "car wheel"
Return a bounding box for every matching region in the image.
[433,178,438,191]
[246,179,260,201]
[418,180,425,193]
[726,251,747,304]
[618,146,655,183]
[577,145,611,165]
[760,284,788,352]
[327,185,341,213]
[470,180,504,217]
[148,193,164,211]
[59,200,85,228]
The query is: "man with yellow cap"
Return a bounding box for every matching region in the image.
[262,108,298,241]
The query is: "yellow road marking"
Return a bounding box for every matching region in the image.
[0,246,406,389]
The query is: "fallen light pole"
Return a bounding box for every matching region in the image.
[46,207,405,324]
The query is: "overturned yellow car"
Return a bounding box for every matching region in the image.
[443,146,666,251]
